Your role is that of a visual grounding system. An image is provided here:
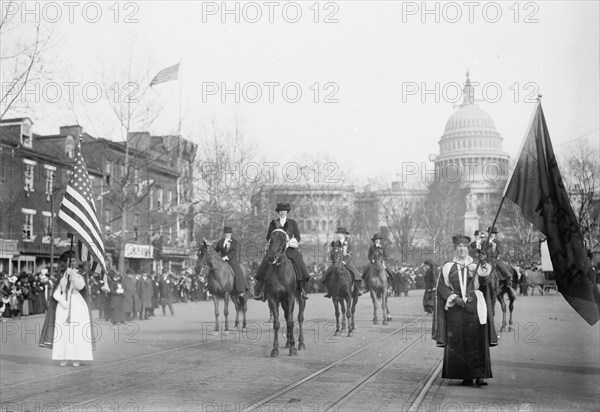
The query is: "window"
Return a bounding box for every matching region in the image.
[44,166,56,201]
[321,220,326,231]
[23,159,36,194]
[167,190,173,209]
[22,208,36,241]
[105,208,112,234]
[157,188,163,210]
[42,212,52,236]
[133,213,140,227]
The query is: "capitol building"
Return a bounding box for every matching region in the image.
[434,72,510,206]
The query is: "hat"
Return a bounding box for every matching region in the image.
[487,226,498,234]
[275,202,291,212]
[223,226,233,233]
[335,227,349,235]
[40,268,48,276]
[474,230,480,236]
[452,234,471,246]
[8,275,17,283]
[59,250,76,262]
[372,233,383,241]
[126,268,135,275]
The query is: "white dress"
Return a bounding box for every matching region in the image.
[51,270,93,361]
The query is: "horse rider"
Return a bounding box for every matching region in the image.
[482,226,518,297]
[469,229,486,258]
[215,226,249,297]
[253,202,310,301]
[362,233,394,290]
[322,227,363,298]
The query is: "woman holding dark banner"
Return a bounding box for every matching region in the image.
[433,234,496,387]
[51,251,94,366]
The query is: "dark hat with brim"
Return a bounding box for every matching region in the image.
[487,226,498,234]
[223,226,233,233]
[276,202,291,212]
[59,250,76,262]
[372,233,383,241]
[452,234,471,245]
[335,227,349,235]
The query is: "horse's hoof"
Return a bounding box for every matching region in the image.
[289,347,298,356]
[298,342,305,350]
[270,349,279,357]
[373,320,378,325]
[500,326,506,332]
[383,320,388,325]
[341,327,347,332]
[268,317,274,323]
[348,332,353,337]
[508,326,514,332]
[334,331,340,337]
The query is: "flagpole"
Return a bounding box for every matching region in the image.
[178,61,182,136]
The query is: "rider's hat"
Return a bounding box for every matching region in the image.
[275,202,291,212]
[487,226,498,234]
[452,234,471,246]
[335,227,349,235]
[371,233,383,241]
[223,226,233,233]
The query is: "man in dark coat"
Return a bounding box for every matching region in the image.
[469,230,486,258]
[138,269,153,320]
[253,202,310,301]
[215,226,249,297]
[158,272,175,316]
[432,234,497,387]
[322,227,362,298]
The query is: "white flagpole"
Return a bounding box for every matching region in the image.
[178,61,182,136]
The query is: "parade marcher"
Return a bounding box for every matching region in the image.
[423,260,436,314]
[108,270,125,324]
[159,272,175,316]
[123,269,141,321]
[138,269,154,320]
[46,251,94,366]
[322,227,363,298]
[362,234,394,291]
[253,202,311,301]
[433,234,497,386]
[215,226,249,297]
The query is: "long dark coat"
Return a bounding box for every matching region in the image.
[215,237,248,295]
[123,275,140,313]
[138,276,153,307]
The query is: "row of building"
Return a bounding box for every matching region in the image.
[0,117,198,276]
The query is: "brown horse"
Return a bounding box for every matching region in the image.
[264,229,306,357]
[368,248,390,325]
[196,240,248,332]
[488,260,518,332]
[324,247,358,337]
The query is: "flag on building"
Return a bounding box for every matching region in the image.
[150,63,180,87]
[58,142,107,274]
[504,102,600,325]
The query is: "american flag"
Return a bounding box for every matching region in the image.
[150,63,180,87]
[58,141,107,273]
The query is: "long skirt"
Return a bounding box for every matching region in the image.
[442,305,492,380]
[423,289,435,314]
[109,295,125,323]
[51,293,93,361]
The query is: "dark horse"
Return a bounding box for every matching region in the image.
[324,247,358,337]
[264,229,306,357]
[487,260,518,332]
[368,247,391,325]
[196,240,248,332]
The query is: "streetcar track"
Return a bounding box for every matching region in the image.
[405,356,443,412]
[245,315,428,412]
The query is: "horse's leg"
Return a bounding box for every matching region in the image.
[498,294,507,332]
[350,293,358,334]
[333,298,341,336]
[371,290,378,325]
[233,295,240,329]
[345,294,353,337]
[224,293,230,332]
[287,295,297,356]
[386,294,392,321]
[242,296,248,330]
[269,299,280,357]
[508,290,515,331]
[297,296,305,351]
[212,295,219,333]
[340,298,347,333]
[268,309,274,324]
[382,290,388,326]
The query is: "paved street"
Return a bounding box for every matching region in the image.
[1,290,598,412]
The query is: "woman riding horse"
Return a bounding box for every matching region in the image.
[362,233,394,291]
[253,202,310,301]
[215,226,249,298]
[322,227,363,298]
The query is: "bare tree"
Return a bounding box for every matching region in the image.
[377,187,420,263]
[0,1,53,119]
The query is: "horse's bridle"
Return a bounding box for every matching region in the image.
[269,228,289,266]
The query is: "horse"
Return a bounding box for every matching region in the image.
[487,260,518,332]
[367,248,391,325]
[324,247,358,337]
[195,240,248,332]
[264,229,306,357]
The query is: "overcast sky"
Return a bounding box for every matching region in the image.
[7,1,599,182]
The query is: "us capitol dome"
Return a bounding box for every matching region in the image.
[434,71,510,205]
